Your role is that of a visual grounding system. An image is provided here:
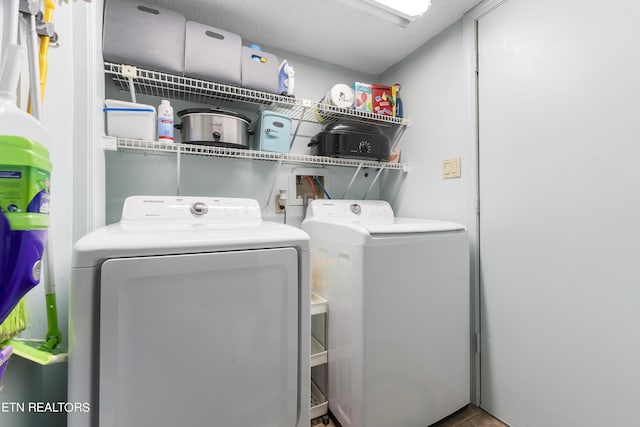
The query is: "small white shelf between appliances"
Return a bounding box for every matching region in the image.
[310,292,329,419]
[311,293,328,315]
[310,294,328,367]
[311,380,329,420]
[311,337,328,367]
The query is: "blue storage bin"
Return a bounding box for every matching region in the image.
[253,111,292,153]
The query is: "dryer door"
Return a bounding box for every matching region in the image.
[99,247,299,426]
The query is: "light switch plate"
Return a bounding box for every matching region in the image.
[443,160,451,178]
[443,157,461,179]
[450,157,461,177]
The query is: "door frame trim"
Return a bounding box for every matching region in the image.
[462,0,509,406]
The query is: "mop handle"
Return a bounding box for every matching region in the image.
[25,11,42,118]
[38,0,55,102]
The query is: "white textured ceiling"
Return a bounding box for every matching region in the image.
[143,0,484,75]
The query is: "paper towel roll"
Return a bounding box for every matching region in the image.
[322,84,355,108]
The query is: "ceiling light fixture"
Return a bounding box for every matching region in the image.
[338,0,432,28]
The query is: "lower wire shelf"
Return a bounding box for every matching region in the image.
[107,137,410,171]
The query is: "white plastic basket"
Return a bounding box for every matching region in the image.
[104,99,156,140]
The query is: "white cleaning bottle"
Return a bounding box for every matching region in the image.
[0,44,49,148]
[157,99,174,142]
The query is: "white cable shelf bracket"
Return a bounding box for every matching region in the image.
[265,158,284,208]
[342,163,364,199]
[290,103,310,150]
[362,166,385,199]
[391,123,408,153]
[121,64,138,103]
[176,146,182,196]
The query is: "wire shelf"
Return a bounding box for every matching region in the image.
[113,138,409,171]
[104,62,410,128]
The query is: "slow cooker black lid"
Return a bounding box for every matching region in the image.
[177,108,251,123]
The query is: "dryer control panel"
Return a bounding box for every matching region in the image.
[121,196,262,224]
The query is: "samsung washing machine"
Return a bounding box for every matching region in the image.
[302,200,470,427]
[69,196,310,427]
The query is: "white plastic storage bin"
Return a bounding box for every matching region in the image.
[253,111,292,152]
[184,21,242,85]
[103,0,186,75]
[241,46,279,94]
[104,99,156,140]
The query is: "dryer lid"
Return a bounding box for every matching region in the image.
[72,196,309,268]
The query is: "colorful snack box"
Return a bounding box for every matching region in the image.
[353,82,373,112]
[372,84,396,117]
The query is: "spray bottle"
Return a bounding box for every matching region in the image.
[278,60,295,96]
[393,83,403,118]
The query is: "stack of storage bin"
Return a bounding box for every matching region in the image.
[102,0,280,94]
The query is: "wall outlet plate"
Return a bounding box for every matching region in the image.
[275,195,286,213]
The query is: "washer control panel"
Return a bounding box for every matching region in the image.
[306,200,394,222]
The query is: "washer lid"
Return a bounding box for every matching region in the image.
[303,200,466,235]
[361,218,466,235]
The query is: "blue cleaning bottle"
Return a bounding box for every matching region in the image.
[394,84,403,118]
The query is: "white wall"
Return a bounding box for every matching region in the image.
[0,2,76,427]
[477,0,640,425]
[380,18,478,403]
[380,20,473,227]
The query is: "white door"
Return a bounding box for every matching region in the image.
[99,248,299,427]
[478,0,640,425]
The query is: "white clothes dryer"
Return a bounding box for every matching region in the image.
[69,196,310,427]
[302,200,469,427]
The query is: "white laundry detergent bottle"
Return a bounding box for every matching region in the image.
[0,44,49,147]
[157,99,174,142]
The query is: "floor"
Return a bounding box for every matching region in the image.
[431,405,508,427]
[311,405,508,427]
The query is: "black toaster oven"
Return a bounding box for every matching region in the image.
[308,122,391,161]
